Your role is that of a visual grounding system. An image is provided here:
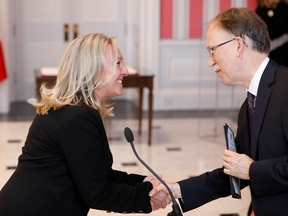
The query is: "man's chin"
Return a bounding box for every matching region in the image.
[220,77,229,86]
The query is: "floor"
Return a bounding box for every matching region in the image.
[0,101,251,216]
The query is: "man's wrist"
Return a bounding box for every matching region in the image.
[173,183,182,199]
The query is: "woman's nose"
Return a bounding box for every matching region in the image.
[122,65,129,76]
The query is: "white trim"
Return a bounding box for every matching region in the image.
[0,0,11,114]
[23,0,62,22]
[138,0,160,109]
[81,0,118,22]
[233,0,246,8]
[175,0,190,39]
[159,39,205,46]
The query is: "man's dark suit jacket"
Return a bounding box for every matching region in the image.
[0,104,152,216]
[177,59,288,215]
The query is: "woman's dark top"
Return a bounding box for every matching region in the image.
[256,2,288,67]
[0,104,152,216]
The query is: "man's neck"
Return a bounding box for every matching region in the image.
[242,53,268,89]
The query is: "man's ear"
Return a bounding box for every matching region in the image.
[236,37,245,57]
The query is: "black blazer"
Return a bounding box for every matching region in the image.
[0,104,152,216]
[177,59,288,215]
[256,3,288,67]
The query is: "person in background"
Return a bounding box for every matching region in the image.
[256,0,288,67]
[0,33,170,216]
[150,8,288,216]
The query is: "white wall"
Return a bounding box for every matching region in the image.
[137,0,247,111]
[0,0,11,114]
[2,0,249,114]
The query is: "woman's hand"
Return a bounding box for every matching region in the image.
[143,175,171,211]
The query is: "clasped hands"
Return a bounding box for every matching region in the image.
[144,175,181,211]
[146,150,254,211]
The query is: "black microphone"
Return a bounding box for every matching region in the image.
[124,127,183,216]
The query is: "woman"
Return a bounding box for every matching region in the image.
[0,33,168,215]
[256,0,288,67]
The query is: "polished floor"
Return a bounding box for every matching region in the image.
[0,101,251,216]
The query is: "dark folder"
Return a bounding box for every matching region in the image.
[223,123,241,199]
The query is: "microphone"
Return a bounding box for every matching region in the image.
[124,127,183,216]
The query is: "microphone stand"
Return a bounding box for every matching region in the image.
[124,127,183,216]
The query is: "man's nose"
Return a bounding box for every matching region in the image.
[208,55,215,67]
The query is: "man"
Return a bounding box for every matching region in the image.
[150,8,288,216]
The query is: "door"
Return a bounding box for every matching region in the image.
[73,0,126,57]
[14,0,126,101]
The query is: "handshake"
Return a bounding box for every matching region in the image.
[143,175,182,211]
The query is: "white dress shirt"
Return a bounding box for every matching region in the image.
[247,57,270,106]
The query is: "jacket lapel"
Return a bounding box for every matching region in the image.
[250,60,277,160]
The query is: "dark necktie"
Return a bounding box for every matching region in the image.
[247,92,255,132]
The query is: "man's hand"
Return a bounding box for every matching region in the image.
[144,175,171,211]
[149,182,182,201]
[222,149,254,180]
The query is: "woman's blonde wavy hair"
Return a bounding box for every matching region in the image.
[258,0,288,8]
[32,33,118,117]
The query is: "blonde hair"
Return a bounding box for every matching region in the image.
[32,33,118,117]
[257,0,288,8]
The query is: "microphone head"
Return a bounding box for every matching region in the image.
[124,127,134,142]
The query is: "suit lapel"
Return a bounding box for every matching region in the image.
[250,85,271,159]
[250,60,278,160]
[243,102,252,156]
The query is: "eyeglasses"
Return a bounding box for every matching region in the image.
[208,37,248,57]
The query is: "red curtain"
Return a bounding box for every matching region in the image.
[189,0,203,38]
[219,0,231,12]
[247,0,258,12]
[0,41,7,82]
[160,0,173,39]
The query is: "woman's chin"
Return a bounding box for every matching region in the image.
[114,90,123,98]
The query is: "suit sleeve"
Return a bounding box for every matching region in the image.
[178,125,250,212]
[177,168,231,212]
[108,169,146,185]
[249,83,288,195]
[58,108,152,213]
[249,97,288,195]
[249,157,288,195]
